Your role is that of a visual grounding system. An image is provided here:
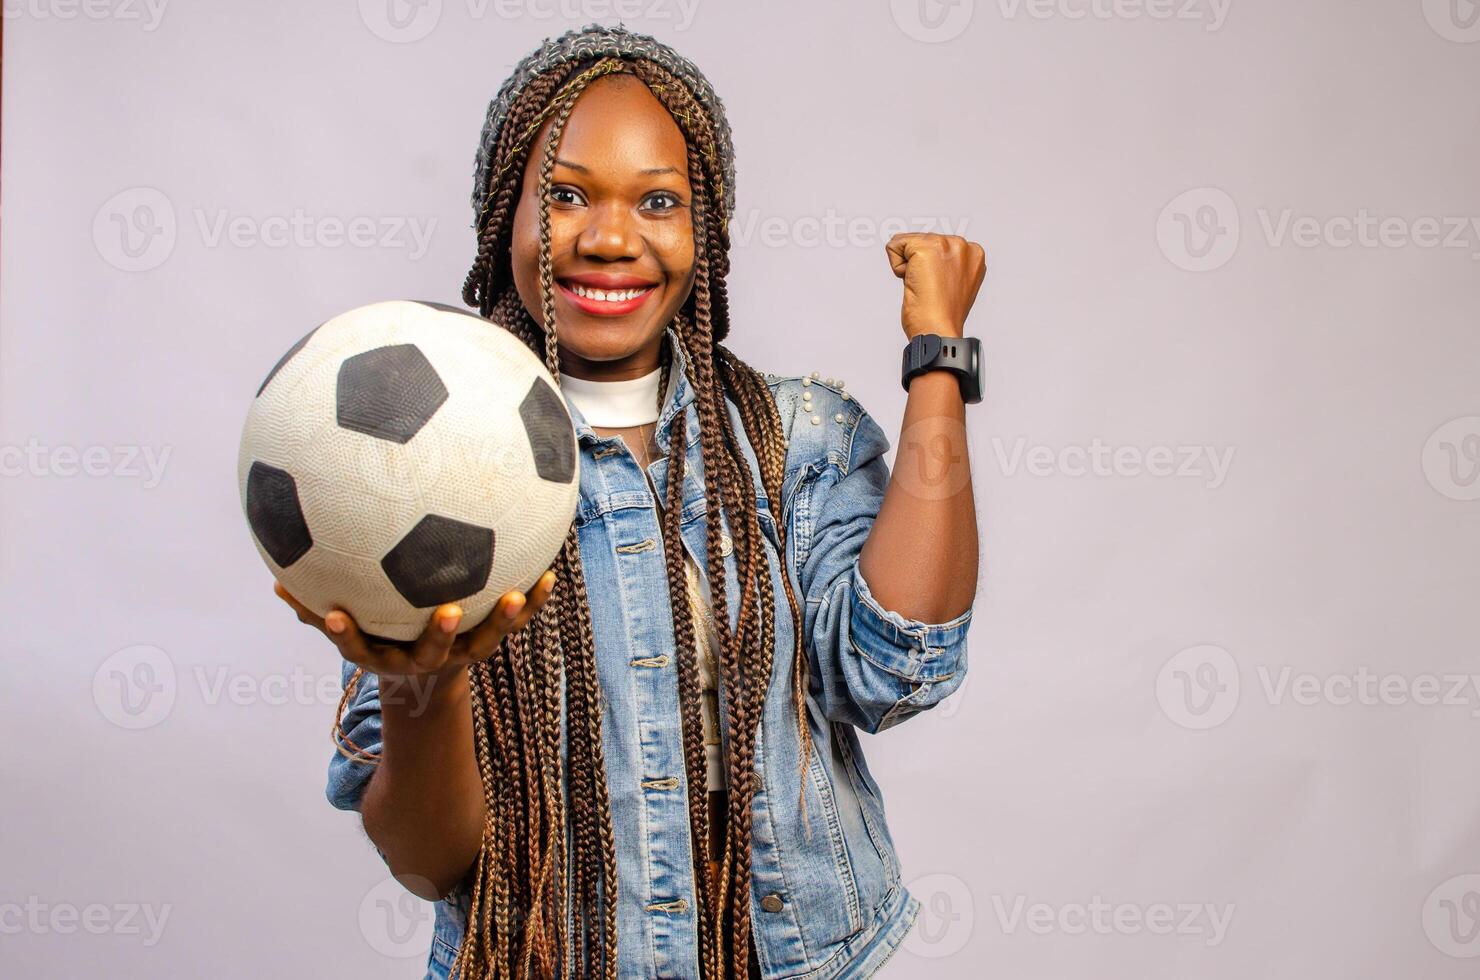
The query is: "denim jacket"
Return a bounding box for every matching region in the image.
[327,326,975,979]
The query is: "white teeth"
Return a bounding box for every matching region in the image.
[568,283,649,302]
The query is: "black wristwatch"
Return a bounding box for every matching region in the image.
[901,333,983,404]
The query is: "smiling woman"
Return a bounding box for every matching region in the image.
[504,69,700,381]
[306,22,983,980]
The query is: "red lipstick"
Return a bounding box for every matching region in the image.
[556,273,659,318]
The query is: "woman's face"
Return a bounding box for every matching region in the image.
[510,73,697,381]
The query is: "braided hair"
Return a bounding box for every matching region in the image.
[451,23,812,980]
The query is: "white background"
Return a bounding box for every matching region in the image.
[3,0,1479,976]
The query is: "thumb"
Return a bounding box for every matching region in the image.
[885,237,911,279]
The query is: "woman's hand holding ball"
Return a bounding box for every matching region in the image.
[274,570,557,680]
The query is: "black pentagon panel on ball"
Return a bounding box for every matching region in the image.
[256,324,321,397]
[336,344,449,444]
[381,514,495,608]
[520,377,576,484]
[245,461,313,568]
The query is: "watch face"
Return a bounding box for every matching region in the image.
[964,337,983,401]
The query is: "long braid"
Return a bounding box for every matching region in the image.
[668,158,775,976]
[651,325,722,977]
[690,298,766,980]
[435,29,812,979]
[463,67,567,312]
[464,667,508,974]
[558,533,614,979]
[674,144,751,970]
[718,345,812,812]
[526,60,625,980]
[633,63,780,979]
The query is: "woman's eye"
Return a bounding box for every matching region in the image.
[644,192,682,212]
[550,186,585,206]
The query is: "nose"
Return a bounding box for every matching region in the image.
[575,202,643,261]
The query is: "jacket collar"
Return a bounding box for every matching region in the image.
[562,324,699,454]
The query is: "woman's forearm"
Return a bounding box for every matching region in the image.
[360,665,486,900]
[858,367,979,623]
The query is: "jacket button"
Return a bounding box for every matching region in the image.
[761,894,784,913]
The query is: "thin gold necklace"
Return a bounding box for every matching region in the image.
[631,420,658,472]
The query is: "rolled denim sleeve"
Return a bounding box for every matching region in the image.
[795,395,974,734]
[326,659,383,812]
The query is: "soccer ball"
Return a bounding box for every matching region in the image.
[238,299,579,641]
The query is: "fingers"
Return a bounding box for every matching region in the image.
[274,581,383,669]
[408,604,462,672]
[320,607,379,669]
[462,588,529,659]
[886,233,988,321]
[885,236,910,277]
[508,570,557,634]
[969,240,987,285]
[461,569,556,660]
[275,580,325,630]
[274,573,558,676]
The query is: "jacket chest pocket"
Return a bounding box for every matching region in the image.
[680,483,782,562]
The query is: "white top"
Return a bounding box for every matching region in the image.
[561,363,726,792]
[558,365,664,426]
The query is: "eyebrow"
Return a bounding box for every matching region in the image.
[554,157,679,177]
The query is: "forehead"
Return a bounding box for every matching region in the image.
[533,74,690,179]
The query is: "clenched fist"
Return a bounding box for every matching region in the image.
[885,232,987,339]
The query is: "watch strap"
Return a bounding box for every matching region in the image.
[901,333,982,403]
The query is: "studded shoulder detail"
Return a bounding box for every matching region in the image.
[764,369,852,400]
[763,369,863,474]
